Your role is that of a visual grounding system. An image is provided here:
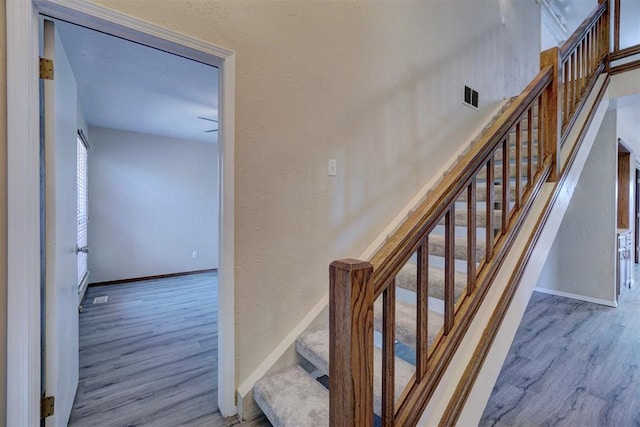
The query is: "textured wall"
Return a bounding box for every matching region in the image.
[610,69,640,100]
[88,127,218,283]
[85,0,541,388]
[2,0,541,406]
[617,103,640,152]
[537,110,618,304]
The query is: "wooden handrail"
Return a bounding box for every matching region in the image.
[440,68,612,427]
[329,0,614,425]
[330,65,554,426]
[557,0,609,141]
[610,57,640,75]
[610,44,640,62]
[559,0,607,61]
[370,66,553,299]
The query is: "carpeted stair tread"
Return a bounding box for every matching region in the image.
[494,144,539,163]
[476,162,536,181]
[437,207,503,229]
[428,233,486,260]
[295,322,416,415]
[252,98,545,425]
[395,263,467,301]
[254,365,329,427]
[459,182,516,202]
[373,297,443,349]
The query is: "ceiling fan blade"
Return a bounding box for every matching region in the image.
[198,117,219,123]
[204,129,219,133]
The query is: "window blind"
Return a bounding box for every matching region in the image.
[77,131,89,287]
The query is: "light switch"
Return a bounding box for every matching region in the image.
[328,159,337,176]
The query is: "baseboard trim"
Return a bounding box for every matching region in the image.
[88,268,217,287]
[78,271,91,308]
[534,287,617,307]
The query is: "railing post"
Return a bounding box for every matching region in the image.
[330,259,374,427]
[601,0,610,58]
[540,47,561,181]
[613,0,620,52]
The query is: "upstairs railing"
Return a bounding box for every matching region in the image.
[610,0,640,74]
[555,0,609,143]
[329,1,610,426]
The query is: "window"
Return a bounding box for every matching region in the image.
[77,130,89,288]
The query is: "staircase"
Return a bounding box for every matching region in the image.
[253,105,539,426]
[252,1,611,424]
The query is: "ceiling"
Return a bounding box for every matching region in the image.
[55,2,637,146]
[55,20,219,144]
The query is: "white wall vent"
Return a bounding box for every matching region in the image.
[464,85,479,109]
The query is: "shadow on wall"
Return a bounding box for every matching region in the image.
[324,1,537,259]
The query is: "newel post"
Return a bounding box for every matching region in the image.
[540,46,561,182]
[329,259,374,427]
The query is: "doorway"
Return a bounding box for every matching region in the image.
[6,1,236,424]
[617,142,631,230]
[42,17,222,425]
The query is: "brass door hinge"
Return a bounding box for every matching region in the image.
[41,395,55,419]
[39,58,54,80]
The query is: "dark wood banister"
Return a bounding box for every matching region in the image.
[610,44,640,62]
[440,1,618,414]
[553,0,608,143]
[329,64,555,427]
[559,0,607,61]
[369,66,553,300]
[329,0,614,425]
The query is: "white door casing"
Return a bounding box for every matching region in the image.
[6,1,237,425]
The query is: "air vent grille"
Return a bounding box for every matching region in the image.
[464,85,479,109]
[93,296,108,304]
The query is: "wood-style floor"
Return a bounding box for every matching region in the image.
[481,267,640,426]
[74,265,640,426]
[69,272,269,427]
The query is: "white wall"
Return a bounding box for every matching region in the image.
[617,101,640,152]
[536,110,618,305]
[88,127,218,283]
[77,98,89,138]
[82,0,541,394]
[541,1,568,51]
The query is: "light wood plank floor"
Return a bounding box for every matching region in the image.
[481,267,640,426]
[69,272,269,427]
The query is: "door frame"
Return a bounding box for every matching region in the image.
[6,1,237,424]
